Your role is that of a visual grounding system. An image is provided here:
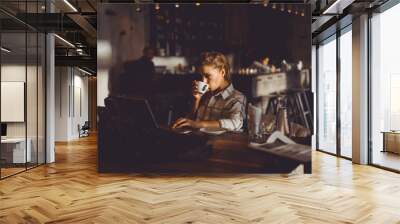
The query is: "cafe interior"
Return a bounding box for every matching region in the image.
[97,3,312,173]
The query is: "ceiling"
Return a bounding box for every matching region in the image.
[311,0,390,43]
[1,0,97,73]
[1,0,394,73]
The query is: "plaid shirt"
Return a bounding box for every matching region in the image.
[195,84,246,131]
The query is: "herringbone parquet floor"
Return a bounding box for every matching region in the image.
[1,134,400,223]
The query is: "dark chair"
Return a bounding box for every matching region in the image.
[79,121,90,138]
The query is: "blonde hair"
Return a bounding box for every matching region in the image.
[200,52,231,82]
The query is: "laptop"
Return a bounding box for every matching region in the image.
[143,98,193,134]
[107,96,192,135]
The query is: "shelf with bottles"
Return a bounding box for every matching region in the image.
[150,6,225,57]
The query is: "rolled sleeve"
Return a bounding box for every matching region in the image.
[196,84,247,131]
[219,98,246,131]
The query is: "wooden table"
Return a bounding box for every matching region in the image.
[98,100,312,174]
[1,138,32,164]
[382,131,400,154]
[206,132,311,173]
[122,131,311,174]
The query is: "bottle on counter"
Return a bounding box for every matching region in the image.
[297,60,303,71]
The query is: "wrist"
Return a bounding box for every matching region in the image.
[197,121,206,129]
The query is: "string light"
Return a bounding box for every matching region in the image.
[136,7,141,12]
[258,2,303,17]
[78,67,93,76]
[175,4,179,8]
[1,47,11,53]
[63,0,78,12]
[195,3,200,6]
[155,3,160,10]
[54,34,75,48]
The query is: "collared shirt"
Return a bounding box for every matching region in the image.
[196,84,246,131]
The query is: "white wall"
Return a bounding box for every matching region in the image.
[55,67,89,141]
[1,65,36,137]
[1,65,27,141]
[72,73,89,138]
[55,67,73,141]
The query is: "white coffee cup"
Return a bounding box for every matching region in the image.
[197,81,209,94]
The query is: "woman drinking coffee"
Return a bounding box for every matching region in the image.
[172,52,246,131]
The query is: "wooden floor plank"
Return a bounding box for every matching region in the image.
[0,134,400,223]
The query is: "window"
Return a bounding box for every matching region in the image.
[370,2,400,171]
[339,28,352,158]
[316,26,353,158]
[317,36,337,154]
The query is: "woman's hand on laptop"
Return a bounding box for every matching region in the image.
[172,118,202,129]
[172,118,221,130]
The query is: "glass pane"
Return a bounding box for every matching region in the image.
[0,1,46,178]
[371,3,400,171]
[1,31,28,177]
[38,33,45,165]
[318,37,337,154]
[26,0,40,168]
[340,29,352,158]
[27,31,38,169]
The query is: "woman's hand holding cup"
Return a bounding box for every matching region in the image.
[192,80,208,101]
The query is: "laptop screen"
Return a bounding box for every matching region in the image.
[110,96,159,129]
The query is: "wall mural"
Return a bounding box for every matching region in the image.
[97,3,312,174]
